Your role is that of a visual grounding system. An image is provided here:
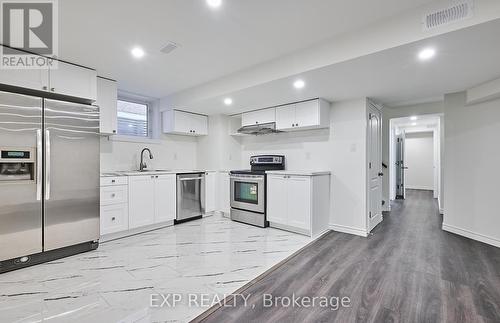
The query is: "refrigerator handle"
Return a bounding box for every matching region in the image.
[36,129,42,201]
[45,129,51,200]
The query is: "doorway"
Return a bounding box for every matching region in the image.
[389,115,442,207]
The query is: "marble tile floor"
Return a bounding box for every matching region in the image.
[0,215,313,323]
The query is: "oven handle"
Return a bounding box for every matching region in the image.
[230,176,265,180]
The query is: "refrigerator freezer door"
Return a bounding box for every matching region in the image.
[43,99,100,251]
[0,91,43,261]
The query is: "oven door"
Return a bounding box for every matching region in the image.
[230,174,265,213]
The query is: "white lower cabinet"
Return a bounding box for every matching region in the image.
[218,171,230,215]
[129,176,156,229]
[129,174,177,229]
[204,172,217,214]
[100,177,129,236]
[100,204,129,235]
[267,174,330,237]
[154,175,176,223]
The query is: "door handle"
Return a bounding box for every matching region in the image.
[378,172,384,177]
[45,129,51,200]
[179,177,203,181]
[36,129,42,201]
[402,167,408,170]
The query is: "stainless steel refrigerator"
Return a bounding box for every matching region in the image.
[0,91,100,273]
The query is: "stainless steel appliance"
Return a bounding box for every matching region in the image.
[0,91,100,273]
[230,155,285,227]
[237,122,281,135]
[176,172,205,224]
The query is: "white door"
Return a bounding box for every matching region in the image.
[100,204,129,235]
[96,77,117,135]
[275,105,296,130]
[294,100,319,128]
[368,104,383,232]
[191,113,208,135]
[219,172,230,214]
[154,175,176,223]
[49,61,97,100]
[266,175,288,224]
[174,110,192,134]
[129,175,155,228]
[241,108,276,126]
[287,176,311,230]
[205,172,217,213]
[0,47,49,91]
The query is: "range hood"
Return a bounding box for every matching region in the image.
[237,122,281,135]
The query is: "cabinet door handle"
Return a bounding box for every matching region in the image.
[111,193,116,198]
[111,179,116,183]
[111,217,116,221]
[50,88,55,92]
[42,86,48,90]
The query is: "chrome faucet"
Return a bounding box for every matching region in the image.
[140,148,153,171]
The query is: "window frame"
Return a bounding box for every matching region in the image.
[116,97,151,138]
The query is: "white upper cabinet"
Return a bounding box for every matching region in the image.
[241,108,276,126]
[162,110,208,136]
[276,99,330,131]
[0,48,49,91]
[96,77,118,135]
[0,46,97,101]
[49,61,97,101]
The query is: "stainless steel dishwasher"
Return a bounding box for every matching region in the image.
[175,173,205,224]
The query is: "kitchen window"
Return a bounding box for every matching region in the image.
[117,99,149,137]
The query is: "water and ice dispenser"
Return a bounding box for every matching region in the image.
[0,147,36,182]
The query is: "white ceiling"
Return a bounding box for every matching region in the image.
[183,18,500,114]
[59,0,435,98]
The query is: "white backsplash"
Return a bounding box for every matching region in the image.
[100,135,198,172]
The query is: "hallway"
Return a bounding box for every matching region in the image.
[196,190,500,322]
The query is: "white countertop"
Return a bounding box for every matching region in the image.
[266,170,331,176]
[101,169,212,177]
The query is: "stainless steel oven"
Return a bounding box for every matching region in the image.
[230,173,265,214]
[230,155,285,228]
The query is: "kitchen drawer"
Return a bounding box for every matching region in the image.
[100,185,128,205]
[100,176,128,186]
[100,203,129,235]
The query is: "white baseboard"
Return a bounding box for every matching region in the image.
[406,186,434,191]
[100,220,174,243]
[442,223,500,248]
[329,224,368,237]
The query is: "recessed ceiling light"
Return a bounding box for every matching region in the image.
[224,98,233,106]
[293,79,305,89]
[206,0,222,8]
[418,48,436,61]
[410,116,418,121]
[131,47,145,59]
[411,122,417,126]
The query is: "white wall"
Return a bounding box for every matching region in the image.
[239,98,369,236]
[404,132,434,190]
[443,92,500,248]
[100,100,198,172]
[197,115,242,171]
[382,102,444,207]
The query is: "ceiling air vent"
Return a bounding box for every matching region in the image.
[160,41,180,54]
[423,0,474,31]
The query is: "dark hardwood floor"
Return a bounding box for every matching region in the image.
[194,190,500,323]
